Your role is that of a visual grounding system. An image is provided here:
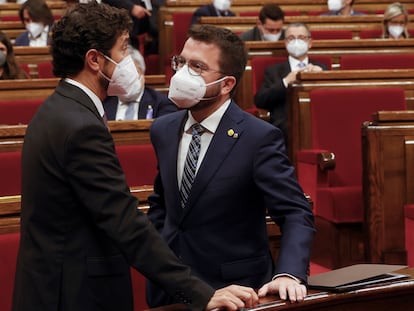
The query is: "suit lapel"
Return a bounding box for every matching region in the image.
[181,102,245,219]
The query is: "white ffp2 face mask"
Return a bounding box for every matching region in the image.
[327,0,343,12]
[168,65,226,109]
[213,0,231,11]
[263,32,282,42]
[101,54,142,102]
[26,22,44,39]
[388,25,404,38]
[286,39,309,58]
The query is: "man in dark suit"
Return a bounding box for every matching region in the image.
[146,24,315,308]
[103,47,177,120]
[254,23,329,144]
[239,4,286,42]
[12,4,259,311]
[191,0,235,25]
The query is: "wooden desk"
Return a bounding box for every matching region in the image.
[362,111,414,264]
[147,267,414,311]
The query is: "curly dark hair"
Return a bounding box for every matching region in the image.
[51,2,132,78]
[0,31,27,80]
[187,24,247,96]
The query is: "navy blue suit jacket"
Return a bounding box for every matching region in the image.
[103,87,178,120]
[191,4,235,25]
[146,101,315,307]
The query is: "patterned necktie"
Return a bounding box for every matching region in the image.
[180,123,205,208]
[125,102,135,120]
[298,62,306,69]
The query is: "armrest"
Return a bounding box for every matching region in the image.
[297,149,336,214]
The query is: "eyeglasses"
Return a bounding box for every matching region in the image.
[171,55,223,76]
[285,35,310,43]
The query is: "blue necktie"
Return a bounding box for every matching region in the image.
[125,102,135,120]
[180,123,205,208]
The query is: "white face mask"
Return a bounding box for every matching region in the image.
[388,25,404,38]
[168,65,226,109]
[100,54,142,102]
[327,0,343,12]
[213,0,231,11]
[263,32,282,42]
[26,22,44,39]
[286,39,309,58]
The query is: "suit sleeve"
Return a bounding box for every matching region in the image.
[254,65,288,111]
[64,123,214,309]
[253,126,315,282]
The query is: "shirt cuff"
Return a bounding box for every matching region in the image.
[272,273,302,284]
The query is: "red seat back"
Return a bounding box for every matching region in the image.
[172,11,193,54]
[37,61,54,78]
[0,99,43,125]
[251,56,286,95]
[0,151,22,196]
[340,53,414,70]
[359,29,382,39]
[311,29,353,40]
[115,144,157,187]
[0,232,20,311]
[309,87,406,186]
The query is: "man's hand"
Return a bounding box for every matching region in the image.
[206,285,259,310]
[131,4,151,19]
[258,276,307,303]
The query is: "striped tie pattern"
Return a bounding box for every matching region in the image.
[180,123,205,208]
[125,102,135,120]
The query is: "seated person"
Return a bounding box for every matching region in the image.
[15,0,54,46]
[239,4,285,42]
[321,0,365,16]
[254,23,328,145]
[191,0,235,25]
[0,31,28,80]
[382,2,409,39]
[103,46,177,120]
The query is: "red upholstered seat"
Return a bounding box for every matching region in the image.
[405,204,414,267]
[0,99,43,125]
[131,268,149,311]
[311,29,353,40]
[297,87,406,222]
[340,53,414,70]
[37,61,55,78]
[115,144,157,188]
[359,29,382,39]
[172,11,193,55]
[0,232,20,311]
[0,151,22,196]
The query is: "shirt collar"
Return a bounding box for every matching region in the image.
[64,78,105,118]
[289,55,309,69]
[120,90,145,106]
[184,99,231,134]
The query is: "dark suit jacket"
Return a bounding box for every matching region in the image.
[254,59,328,141]
[12,80,214,311]
[14,25,54,46]
[103,87,178,120]
[239,26,285,41]
[146,102,315,307]
[191,4,235,25]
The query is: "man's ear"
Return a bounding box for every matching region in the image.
[221,76,237,95]
[85,49,101,72]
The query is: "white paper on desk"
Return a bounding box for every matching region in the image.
[143,0,153,11]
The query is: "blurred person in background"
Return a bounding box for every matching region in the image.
[15,0,54,46]
[0,31,28,79]
[191,0,235,25]
[321,0,365,16]
[382,2,410,39]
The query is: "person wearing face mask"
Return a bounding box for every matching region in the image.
[103,45,177,120]
[191,0,235,25]
[15,0,54,47]
[382,2,410,39]
[0,31,28,80]
[12,4,260,311]
[321,0,365,16]
[240,4,285,42]
[146,24,314,308]
[254,23,328,145]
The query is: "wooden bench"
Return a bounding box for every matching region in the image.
[362,111,414,265]
[288,69,414,167]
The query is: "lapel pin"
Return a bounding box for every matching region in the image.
[227,129,238,138]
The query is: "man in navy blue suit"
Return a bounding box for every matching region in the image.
[146,24,315,308]
[103,47,177,120]
[191,0,235,25]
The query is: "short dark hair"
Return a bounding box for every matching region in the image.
[187,24,247,96]
[19,0,54,26]
[51,2,132,78]
[259,3,285,24]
